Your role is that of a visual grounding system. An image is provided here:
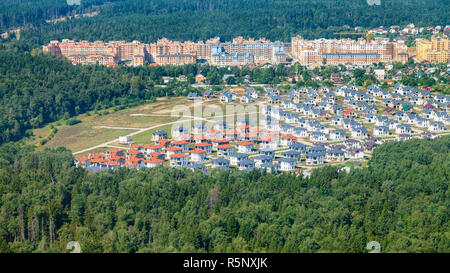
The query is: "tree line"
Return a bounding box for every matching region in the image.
[0,136,448,253]
[2,0,447,47]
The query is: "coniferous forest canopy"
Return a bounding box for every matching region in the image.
[0,0,449,45]
[0,136,448,253]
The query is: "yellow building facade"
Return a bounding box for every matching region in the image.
[416,38,449,63]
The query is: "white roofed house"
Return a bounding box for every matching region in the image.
[119,136,131,145]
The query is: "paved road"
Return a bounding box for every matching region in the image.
[73,109,263,155]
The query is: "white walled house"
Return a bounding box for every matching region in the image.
[236,141,254,153]
[194,142,212,153]
[373,126,390,137]
[428,121,444,132]
[189,149,207,162]
[305,152,325,165]
[169,153,189,167]
[229,153,248,166]
[395,124,412,134]
[144,158,164,168]
[278,157,297,171]
[329,129,346,140]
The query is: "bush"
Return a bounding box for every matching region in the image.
[65,118,81,126]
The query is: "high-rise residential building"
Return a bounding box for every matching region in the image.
[44,37,288,66]
[291,36,409,65]
[43,39,149,66]
[416,37,449,63]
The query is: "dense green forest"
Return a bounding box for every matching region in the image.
[0,136,448,253]
[1,0,448,46]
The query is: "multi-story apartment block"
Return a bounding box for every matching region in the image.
[291,36,408,66]
[43,39,148,66]
[416,37,449,63]
[155,54,197,65]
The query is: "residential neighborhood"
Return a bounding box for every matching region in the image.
[75,83,449,174]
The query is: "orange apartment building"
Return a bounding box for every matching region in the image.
[43,39,148,66]
[43,36,287,67]
[291,36,408,66]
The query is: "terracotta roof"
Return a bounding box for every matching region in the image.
[189,149,207,154]
[236,141,254,146]
[212,139,229,143]
[282,135,297,140]
[165,147,183,152]
[107,161,119,166]
[143,144,163,149]
[146,158,164,164]
[217,144,235,149]
[170,153,189,158]
[172,140,189,145]
[195,142,212,147]
[90,158,106,163]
